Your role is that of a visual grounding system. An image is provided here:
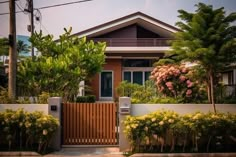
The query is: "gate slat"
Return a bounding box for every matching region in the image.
[76,103,79,144]
[109,103,112,144]
[112,103,116,144]
[79,103,82,144]
[106,103,109,144]
[81,103,85,144]
[63,103,66,144]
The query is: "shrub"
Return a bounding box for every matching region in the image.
[123,110,236,153]
[38,92,50,104]
[116,80,157,104]
[150,64,207,103]
[76,95,96,103]
[0,87,14,104]
[86,95,96,103]
[0,109,59,153]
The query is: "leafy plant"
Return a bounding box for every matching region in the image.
[17,27,106,101]
[116,80,157,104]
[0,87,13,104]
[0,109,59,153]
[123,110,236,153]
[76,95,96,103]
[38,92,50,104]
[150,64,207,103]
[161,3,236,112]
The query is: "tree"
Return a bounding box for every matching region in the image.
[161,3,236,113]
[17,28,106,101]
[0,38,30,57]
[16,40,30,54]
[0,38,9,56]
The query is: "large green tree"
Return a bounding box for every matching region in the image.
[16,40,30,54]
[162,3,236,113]
[17,28,106,101]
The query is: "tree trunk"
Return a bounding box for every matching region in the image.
[207,82,211,103]
[209,70,216,113]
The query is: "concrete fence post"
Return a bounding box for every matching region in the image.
[48,97,62,151]
[119,97,131,151]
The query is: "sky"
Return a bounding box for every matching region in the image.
[0,0,236,39]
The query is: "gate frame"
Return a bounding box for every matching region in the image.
[61,102,119,146]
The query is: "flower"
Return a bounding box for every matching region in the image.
[165,82,173,90]
[43,129,48,135]
[186,89,192,96]
[168,119,174,123]
[19,122,23,127]
[181,68,188,73]
[151,118,156,122]
[179,75,186,82]
[131,124,138,129]
[159,121,164,126]
[186,80,193,87]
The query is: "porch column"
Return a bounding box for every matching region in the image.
[233,69,236,85]
[119,97,131,151]
[48,97,62,151]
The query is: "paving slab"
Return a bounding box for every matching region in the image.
[130,153,236,157]
[44,147,125,157]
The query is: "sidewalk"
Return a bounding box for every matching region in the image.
[44,147,125,157]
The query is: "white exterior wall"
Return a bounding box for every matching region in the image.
[131,104,236,116]
[0,104,48,114]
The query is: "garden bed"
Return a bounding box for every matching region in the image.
[130,153,236,157]
[0,151,40,156]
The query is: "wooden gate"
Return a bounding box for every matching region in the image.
[62,102,118,145]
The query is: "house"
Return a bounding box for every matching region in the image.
[220,65,236,97]
[72,12,179,101]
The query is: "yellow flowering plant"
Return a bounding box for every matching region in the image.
[0,109,59,153]
[123,110,236,153]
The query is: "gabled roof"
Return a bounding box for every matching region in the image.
[72,12,180,38]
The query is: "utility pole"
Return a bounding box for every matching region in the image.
[29,0,34,58]
[8,0,17,100]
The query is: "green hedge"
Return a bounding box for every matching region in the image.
[124,110,236,153]
[76,95,96,103]
[0,109,59,153]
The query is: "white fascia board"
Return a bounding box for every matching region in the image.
[105,46,171,52]
[79,15,177,37]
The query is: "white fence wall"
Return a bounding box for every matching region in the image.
[131,104,236,116]
[0,104,48,114]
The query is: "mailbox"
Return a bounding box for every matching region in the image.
[119,97,131,115]
[50,105,57,111]
[120,106,130,115]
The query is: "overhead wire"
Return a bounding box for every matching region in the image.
[15,1,28,14]
[37,0,93,10]
[0,0,19,4]
[0,0,94,16]
[0,1,9,4]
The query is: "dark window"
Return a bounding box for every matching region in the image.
[124,71,131,82]
[122,59,154,67]
[133,72,143,85]
[145,71,151,82]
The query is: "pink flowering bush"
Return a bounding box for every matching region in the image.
[150,64,205,102]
